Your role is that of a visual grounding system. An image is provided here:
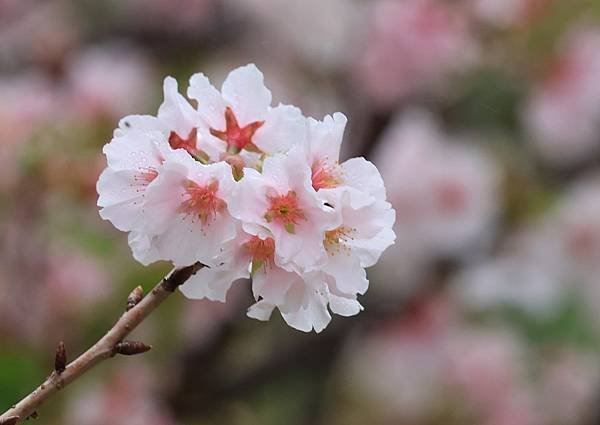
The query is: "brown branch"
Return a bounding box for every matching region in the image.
[0,262,203,424]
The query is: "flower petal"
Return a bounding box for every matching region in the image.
[158,76,199,137]
[247,300,275,321]
[252,266,298,305]
[97,168,149,232]
[221,64,272,125]
[180,262,249,302]
[280,279,332,333]
[307,111,347,163]
[341,157,387,201]
[128,231,161,266]
[328,293,363,317]
[323,253,369,295]
[253,104,306,154]
[188,72,227,128]
[103,129,167,171]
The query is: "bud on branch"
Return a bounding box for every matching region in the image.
[114,340,152,356]
[161,262,203,292]
[54,341,67,374]
[0,263,203,424]
[126,286,144,311]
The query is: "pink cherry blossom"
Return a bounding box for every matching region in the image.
[358,0,478,108]
[63,363,176,425]
[523,28,600,166]
[248,268,334,333]
[335,298,540,424]
[373,110,499,289]
[0,72,59,190]
[225,0,363,71]
[66,44,155,121]
[537,350,599,425]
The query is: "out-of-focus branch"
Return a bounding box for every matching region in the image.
[0,263,203,424]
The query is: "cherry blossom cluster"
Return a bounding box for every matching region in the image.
[97,64,395,332]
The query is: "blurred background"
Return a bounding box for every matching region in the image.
[2,0,600,424]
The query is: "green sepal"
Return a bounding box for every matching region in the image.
[251,260,264,277]
[284,222,296,234]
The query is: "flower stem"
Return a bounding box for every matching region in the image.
[0,262,203,424]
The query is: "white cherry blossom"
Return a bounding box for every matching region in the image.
[188,63,305,161]
[142,153,238,267]
[306,113,387,202]
[523,28,600,167]
[118,77,204,160]
[248,269,332,333]
[97,126,171,233]
[319,187,395,294]
[229,149,338,272]
[179,229,255,302]
[98,76,204,236]
[97,63,396,333]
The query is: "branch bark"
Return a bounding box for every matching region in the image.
[0,262,203,424]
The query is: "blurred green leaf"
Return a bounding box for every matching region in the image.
[451,68,525,133]
[505,293,597,349]
[0,353,44,409]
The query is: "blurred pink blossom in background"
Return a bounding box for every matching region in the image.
[64,364,177,425]
[524,28,600,166]
[374,110,499,290]
[66,44,155,122]
[2,0,600,423]
[358,0,479,108]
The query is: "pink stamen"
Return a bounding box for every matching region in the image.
[132,168,158,193]
[324,226,356,256]
[179,180,226,224]
[311,159,341,190]
[169,128,199,156]
[210,107,264,154]
[435,180,467,214]
[244,236,276,268]
[264,190,306,232]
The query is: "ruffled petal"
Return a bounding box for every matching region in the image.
[247,300,275,321]
[253,104,306,154]
[228,167,270,227]
[97,168,149,232]
[128,231,161,266]
[307,111,347,163]
[158,76,199,137]
[340,157,387,201]
[143,156,238,266]
[221,64,272,125]
[328,293,363,317]
[103,129,167,171]
[116,114,163,135]
[252,266,298,305]
[280,279,331,333]
[188,72,227,128]
[180,261,249,302]
[322,253,369,295]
